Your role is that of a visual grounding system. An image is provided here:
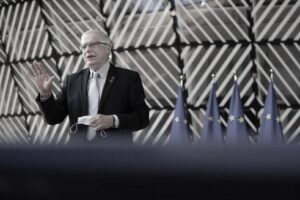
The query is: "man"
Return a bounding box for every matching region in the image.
[29,30,149,144]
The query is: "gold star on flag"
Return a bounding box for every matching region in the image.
[276,116,281,123]
[208,116,213,121]
[238,116,244,123]
[229,115,235,121]
[266,114,272,120]
[183,119,188,124]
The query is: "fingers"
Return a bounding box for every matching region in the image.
[32,61,41,76]
[45,76,55,87]
[30,61,47,77]
[89,115,113,130]
[36,61,47,74]
[30,62,39,77]
[27,61,54,96]
[89,116,98,125]
[90,118,102,131]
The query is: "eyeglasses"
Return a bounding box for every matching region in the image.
[80,41,110,51]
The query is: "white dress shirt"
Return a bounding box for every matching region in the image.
[89,62,119,128]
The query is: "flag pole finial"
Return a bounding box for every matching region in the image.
[270,69,274,82]
[211,74,215,83]
[233,71,237,81]
[180,74,185,88]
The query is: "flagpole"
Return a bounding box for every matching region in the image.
[233,71,237,81]
[179,73,187,116]
[211,74,215,84]
[179,74,188,118]
[270,69,273,82]
[180,74,185,89]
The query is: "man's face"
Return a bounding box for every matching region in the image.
[81,32,110,71]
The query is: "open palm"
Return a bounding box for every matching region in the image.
[29,61,55,97]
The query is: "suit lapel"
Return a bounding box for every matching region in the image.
[98,64,117,112]
[80,69,90,115]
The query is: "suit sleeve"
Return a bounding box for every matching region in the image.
[117,72,149,131]
[36,76,69,125]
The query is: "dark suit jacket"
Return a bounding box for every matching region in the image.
[36,64,149,144]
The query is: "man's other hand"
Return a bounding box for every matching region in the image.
[90,114,114,130]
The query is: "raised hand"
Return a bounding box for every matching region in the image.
[28,61,55,97]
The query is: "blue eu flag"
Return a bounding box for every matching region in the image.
[169,87,190,145]
[226,81,249,144]
[202,83,223,144]
[258,82,284,144]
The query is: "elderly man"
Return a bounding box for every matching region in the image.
[29,30,149,144]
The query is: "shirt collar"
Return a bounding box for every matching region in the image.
[89,62,110,79]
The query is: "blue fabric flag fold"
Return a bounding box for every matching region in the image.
[226,81,249,144]
[169,87,190,145]
[258,82,284,144]
[202,83,223,144]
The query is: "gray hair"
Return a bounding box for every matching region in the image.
[81,30,112,48]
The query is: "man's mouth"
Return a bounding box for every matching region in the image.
[86,55,95,60]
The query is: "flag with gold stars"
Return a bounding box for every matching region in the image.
[169,87,190,145]
[258,82,284,144]
[226,81,249,144]
[202,83,223,144]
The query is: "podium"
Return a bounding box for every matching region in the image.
[1,144,300,199]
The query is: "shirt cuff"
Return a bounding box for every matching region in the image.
[113,115,119,128]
